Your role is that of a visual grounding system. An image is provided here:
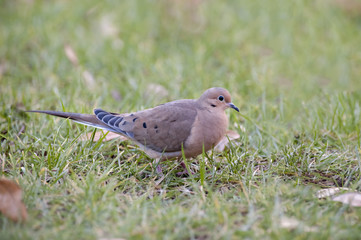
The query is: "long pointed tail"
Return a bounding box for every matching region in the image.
[27,110,116,132]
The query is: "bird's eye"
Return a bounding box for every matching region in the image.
[218,95,224,101]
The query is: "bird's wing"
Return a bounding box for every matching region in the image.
[94,100,198,152]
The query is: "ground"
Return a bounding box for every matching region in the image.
[1,0,361,239]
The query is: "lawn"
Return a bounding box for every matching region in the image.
[1,0,361,239]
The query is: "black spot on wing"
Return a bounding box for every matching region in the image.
[122,121,127,125]
[143,122,147,128]
[133,117,138,122]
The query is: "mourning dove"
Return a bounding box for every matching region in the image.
[28,87,239,171]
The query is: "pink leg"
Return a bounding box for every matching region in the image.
[155,164,163,175]
[176,161,194,176]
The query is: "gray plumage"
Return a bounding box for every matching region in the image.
[28,87,239,160]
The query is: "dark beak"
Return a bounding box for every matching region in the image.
[228,103,239,112]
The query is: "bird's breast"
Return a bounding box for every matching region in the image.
[184,110,228,157]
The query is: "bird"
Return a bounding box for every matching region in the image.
[28,87,239,174]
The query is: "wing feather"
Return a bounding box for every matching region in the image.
[94,100,198,152]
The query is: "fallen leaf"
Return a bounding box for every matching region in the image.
[333,0,361,16]
[98,238,126,240]
[82,70,96,89]
[0,178,27,222]
[111,90,122,101]
[164,0,206,33]
[332,192,361,207]
[0,61,8,78]
[279,217,317,232]
[143,83,169,101]
[214,130,240,152]
[99,15,119,37]
[316,187,351,199]
[17,124,26,137]
[80,131,127,142]
[279,217,299,229]
[64,44,79,66]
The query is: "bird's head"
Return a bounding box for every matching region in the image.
[198,87,239,112]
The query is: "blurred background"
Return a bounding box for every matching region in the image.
[1,0,360,146]
[1,1,361,238]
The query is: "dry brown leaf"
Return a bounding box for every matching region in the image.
[279,217,317,232]
[80,131,127,142]
[99,15,119,37]
[98,238,126,240]
[214,130,240,152]
[82,70,96,89]
[64,44,79,66]
[279,217,299,229]
[333,0,361,16]
[17,124,26,137]
[111,90,122,101]
[144,83,169,101]
[0,61,8,78]
[164,0,206,33]
[316,187,351,199]
[332,192,361,207]
[0,178,27,222]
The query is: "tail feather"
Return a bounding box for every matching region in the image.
[27,110,118,133]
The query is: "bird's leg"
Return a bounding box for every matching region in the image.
[156,165,163,175]
[152,158,163,176]
[176,161,194,176]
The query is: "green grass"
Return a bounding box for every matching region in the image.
[1,0,361,239]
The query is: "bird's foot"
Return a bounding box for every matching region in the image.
[176,162,194,176]
[155,164,163,175]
